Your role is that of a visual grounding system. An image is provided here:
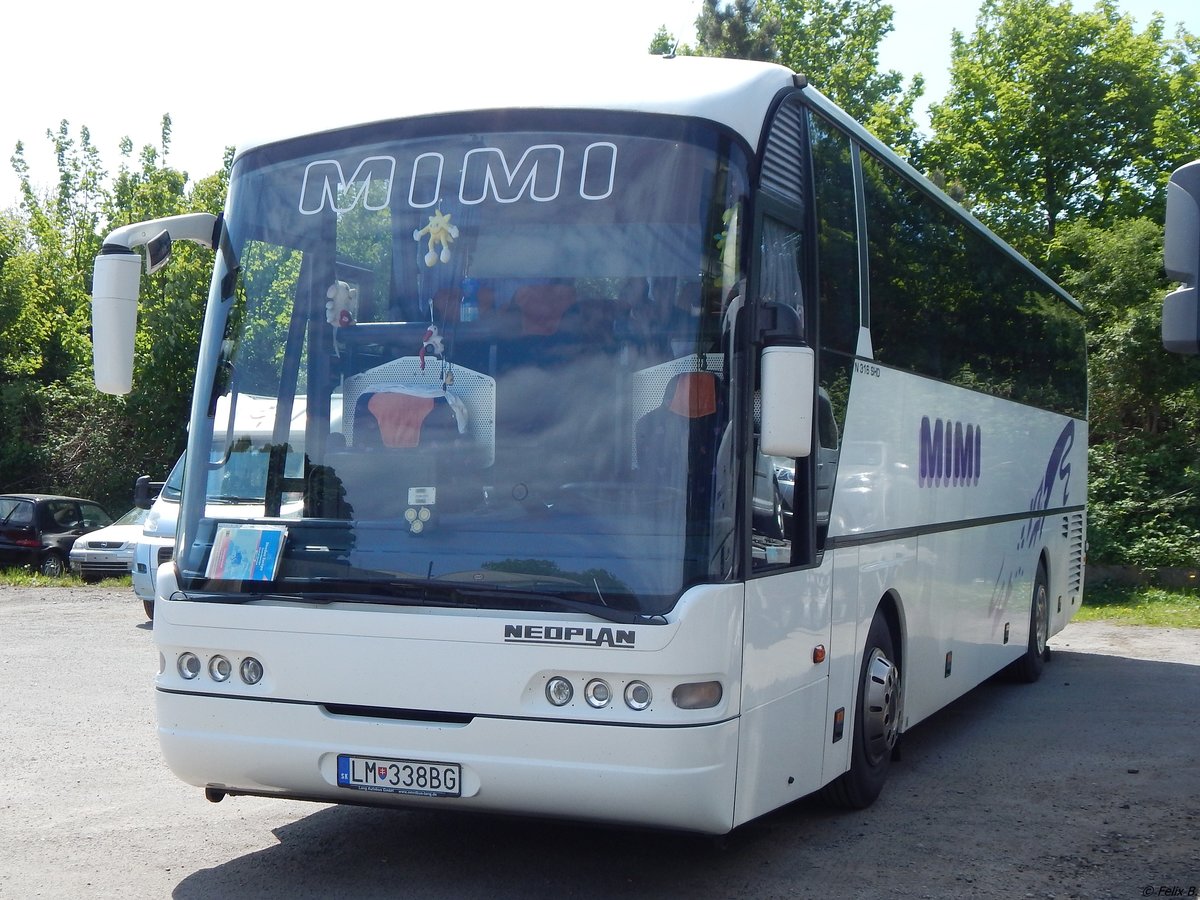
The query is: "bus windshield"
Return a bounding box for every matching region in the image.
[177,114,751,620]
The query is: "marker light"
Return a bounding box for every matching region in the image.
[584,679,612,708]
[208,655,232,682]
[240,657,264,685]
[177,652,201,680]
[624,681,652,711]
[546,676,573,706]
[672,681,723,710]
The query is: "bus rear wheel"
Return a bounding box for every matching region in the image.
[822,611,900,809]
[1009,563,1049,683]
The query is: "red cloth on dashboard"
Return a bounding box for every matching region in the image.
[367,393,435,448]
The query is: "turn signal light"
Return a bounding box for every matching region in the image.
[672,681,723,710]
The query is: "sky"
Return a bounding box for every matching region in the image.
[2,0,1196,210]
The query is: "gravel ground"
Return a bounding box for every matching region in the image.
[0,583,1197,899]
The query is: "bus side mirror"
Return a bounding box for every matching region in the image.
[760,345,815,458]
[90,211,220,394]
[134,475,151,509]
[91,249,144,395]
[1163,159,1200,355]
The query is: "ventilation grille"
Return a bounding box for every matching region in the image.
[1063,512,1085,594]
[761,101,806,203]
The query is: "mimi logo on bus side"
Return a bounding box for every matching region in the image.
[919,416,982,487]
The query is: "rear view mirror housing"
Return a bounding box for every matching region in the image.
[91,249,144,395]
[89,213,220,395]
[760,345,816,458]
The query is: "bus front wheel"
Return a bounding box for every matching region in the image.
[822,611,900,809]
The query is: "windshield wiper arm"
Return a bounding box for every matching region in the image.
[179,579,662,624]
[434,583,656,625]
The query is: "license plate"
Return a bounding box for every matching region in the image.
[336,754,461,797]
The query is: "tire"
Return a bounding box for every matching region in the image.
[822,611,901,809]
[1011,563,1049,683]
[762,474,785,540]
[40,551,66,578]
[143,598,154,621]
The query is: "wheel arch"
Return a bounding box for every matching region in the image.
[1038,547,1051,582]
[873,589,905,679]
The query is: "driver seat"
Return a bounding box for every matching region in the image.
[635,371,724,502]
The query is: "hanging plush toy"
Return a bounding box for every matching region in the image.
[419,324,445,370]
[413,209,459,267]
[325,280,358,356]
[326,280,358,328]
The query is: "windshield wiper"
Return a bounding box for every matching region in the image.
[422,581,659,625]
[173,588,428,608]
[182,577,661,624]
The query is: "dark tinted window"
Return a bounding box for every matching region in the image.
[861,151,1086,417]
[1,499,33,526]
[808,112,859,358]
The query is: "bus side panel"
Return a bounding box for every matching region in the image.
[735,559,834,823]
[832,366,1087,730]
[828,368,1084,550]
[820,545,862,789]
[855,537,928,728]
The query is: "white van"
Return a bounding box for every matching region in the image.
[133,394,339,619]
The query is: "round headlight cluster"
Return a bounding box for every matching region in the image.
[545,676,573,706]
[544,676,654,711]
[208,655,232,682]
[584,679,611,708]
[624,681,652,711]
[174,652,263,686]
[177,652,201,680]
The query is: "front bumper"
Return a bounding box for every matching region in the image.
[157,690,740,834]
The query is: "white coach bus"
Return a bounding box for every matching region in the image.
[91,55,1087,834]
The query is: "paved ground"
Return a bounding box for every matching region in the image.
[0,584,1197,899]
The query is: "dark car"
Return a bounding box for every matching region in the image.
[0,494,115,577]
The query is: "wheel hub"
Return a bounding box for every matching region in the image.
[863,648,900,766]
[1034,583,1049,656]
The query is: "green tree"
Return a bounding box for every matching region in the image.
[661,0,924,155]
[1,124,106,494]
[102,117,230,490]
[1052,219,1200,566]
[923,0,1173,254]
[763,0,924,151]
[648,25,678,55]
[2,115,230,508]
[694,0,778,60]
[1154,27,1200,175]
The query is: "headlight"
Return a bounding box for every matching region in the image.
[545,676,573,706]
[177,652,201,680]
[240,657,264,685]
[208,655,232,682]
[624,681,652,711]
[584,679,611,708]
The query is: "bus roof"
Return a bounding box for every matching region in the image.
[231,53,1077,311]
[233,55,798,160]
